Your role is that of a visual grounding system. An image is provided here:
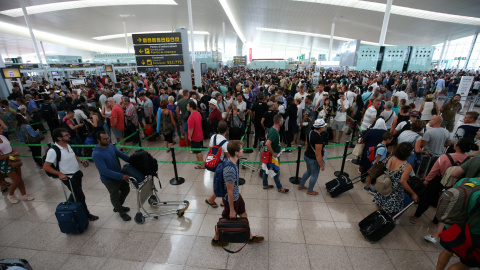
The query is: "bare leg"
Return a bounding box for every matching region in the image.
[432,223,445,238]
[207,193,217,204]
[338,131,344,142]
[7,170,26,196]
[196,153,204,168]
[365,176,373,187]
[447,262,471,270]
[437,250,453,270]
[332,129,337,143]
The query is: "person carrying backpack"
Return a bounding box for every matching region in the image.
[205,121,229,208]
[40,96,59,140]
[43,128,98,221]
[157,100,177,151]
[211,140,264,247]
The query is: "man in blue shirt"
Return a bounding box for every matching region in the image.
[435,75,446,98]
[136,83,146,94]
[92,132,132,221]
[25,94,45,131]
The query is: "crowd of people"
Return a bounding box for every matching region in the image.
[1,67,480,269]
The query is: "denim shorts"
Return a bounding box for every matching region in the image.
[112,128,124,140]
[182,121,188,133]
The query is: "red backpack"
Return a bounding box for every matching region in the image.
[205,135,227,172]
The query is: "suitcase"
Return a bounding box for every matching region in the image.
[217,217,251,254]
[121,164,145,188]
[359,201,414,243]
[407,176,427,197]
[325,174,364,198]
[0,259,33,270]
[55,178,89,234]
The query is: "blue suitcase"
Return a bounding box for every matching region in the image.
[0,258,33,270]
[55,178,89,234]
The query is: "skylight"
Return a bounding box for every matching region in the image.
[293,0,480,26]
[0,0,177,17]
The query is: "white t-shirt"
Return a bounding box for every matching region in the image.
[99,94,107,108]
[346,91,357,107]
[334,99,350,122]
[209,134,229,161]
[113,94,123,105]
[313,92,323,109]
[380,110,396,129]
[361,106,377,130]
[45,143,80,175]
[236,101,247,113]
[394,91,408,101]
[294,92,308,108]
[0,135,12,154]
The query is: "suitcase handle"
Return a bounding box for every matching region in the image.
[223,243,247,254]
[392,201,415,220]
[60,177,77,203]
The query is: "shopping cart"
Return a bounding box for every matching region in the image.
[128,176,190,224]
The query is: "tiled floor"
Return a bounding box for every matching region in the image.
[0,98,473,270]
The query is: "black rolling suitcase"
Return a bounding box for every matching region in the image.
[0,258,33,270]
[359,201,414,243]
[325,174,364,198]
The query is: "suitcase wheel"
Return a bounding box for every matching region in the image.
[330,193,337,198]
[148,195,158,206]
[134,212,145,224]
[177,210,185,218]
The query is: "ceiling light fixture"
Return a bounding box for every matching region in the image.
[256,27,389,46]
[261,42,333,52]
[293,0,480,26]
[92,31,210,41]
[0,0,177,17]
[0,21,125,53]
[219,0,246,44]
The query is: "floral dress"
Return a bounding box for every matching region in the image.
[373,161,408,214]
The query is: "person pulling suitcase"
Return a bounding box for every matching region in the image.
[43,128,99,222]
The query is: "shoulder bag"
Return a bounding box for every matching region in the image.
[372,159,407,197]
[23,124,45,144]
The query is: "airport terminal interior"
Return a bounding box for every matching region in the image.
[0,0,479,269]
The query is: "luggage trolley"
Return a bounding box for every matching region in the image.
[129,176,189,224]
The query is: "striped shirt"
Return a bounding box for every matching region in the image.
[223,160,239,201]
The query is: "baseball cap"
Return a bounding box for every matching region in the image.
[313,119,327,128]
[409,110,420,117]
[267,101,275,108]
[208,99,217,106]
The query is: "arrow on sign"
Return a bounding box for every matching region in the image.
[141,60,146,65]
[139,49,144,54]
[137,38,142,43]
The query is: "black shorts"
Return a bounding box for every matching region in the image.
[164,131,173,143]
[222,195,246,218]
[191,140,203,154]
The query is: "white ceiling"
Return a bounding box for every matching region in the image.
[0,0,479,61]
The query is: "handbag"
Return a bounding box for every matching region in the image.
[23,124,45,144]
[367,161,385,180]
[216,217,251,253]
[372,159,406,197]
[431,102,438,115]
[261,150,272,164]
[352,143,364,157]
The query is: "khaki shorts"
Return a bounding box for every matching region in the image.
[332,120,346,131]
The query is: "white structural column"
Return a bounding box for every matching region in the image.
[378,0,393,46]
[123,20,130,53]
[307,41,313,68]
[328,23,335,61]
[19,0,43,64]
[465,33,478,69]
[438,40,448,69]
[187,0,195,62]
[223,22,226,55]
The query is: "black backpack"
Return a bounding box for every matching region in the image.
[40,103,56,122]
[43,144,61,178]
[128,150,158,178]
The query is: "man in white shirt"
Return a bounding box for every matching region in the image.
[99,90,108,108]
[74,105,88,124]
[332,92,350,143]
[205,120,230,208]
[346,85,357,107]
[361,99,381,131]
[113,89,123,105]
[371,79,380,92]
[235,94,247,114]
[294,84,308,109]
[393,85,409,102]
[313,85,324,111]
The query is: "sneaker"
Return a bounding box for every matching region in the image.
[120,213,131,221]
[424,234,438,244]
[7,195,18,204]
[284,150,293,154]
[113,207,130,213]
[22,194,35,201]
[211,239,228,247]
[368,188,377,195]
[248,236,265,244]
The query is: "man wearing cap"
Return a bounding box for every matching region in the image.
[298,119,327,195]
[394,110,425,135]
[440,94,462,132]
[208,99,222,134]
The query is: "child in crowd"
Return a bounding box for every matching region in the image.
[364,132,394,195]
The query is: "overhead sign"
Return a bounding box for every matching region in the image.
[114,63,128,67]
[137,66,184,72]
[49,64,67,68]
[457,76,473,108]
[233,56,246,66]
[134,44,183,55]
[135,55,183,66]
[105,65,113,72]
[132,33,181,45]
[6,64,39,69]
[66,64,96,68]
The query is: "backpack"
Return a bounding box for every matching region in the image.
[372,159,407,197]
[455,125,480,141]
[159,110,174,134]
[128,150,158,178]
[440,154,471,188]
[213,158,236,197]
[205,135,227,172]
[367,144,386,162]
[436,178,480,224]
[40,103,56,122]
[43,145,61,178]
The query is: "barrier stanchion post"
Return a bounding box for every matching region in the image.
[169,146,185,185]
[244,118,253,154]
[248,115,254,134]
[349,124,356,148]
[289,145,302,184]
[238,159,246,185]
[334,140,350,178]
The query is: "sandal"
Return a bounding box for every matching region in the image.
[278,188,289,193]
[88,214,99,221]
[297,186,308,190]
[409,216,418,224]
[306,191,319,195]
[263,185,274,190]
[205,199,218,208]
[248,236,265,244]
[194,166,205,169]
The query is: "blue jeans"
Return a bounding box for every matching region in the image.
[262,157,282,190]
[443,92,454,104]
[103,122,111,139]
[299,154,320,192]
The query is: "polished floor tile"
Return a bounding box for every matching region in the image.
[307,244,353,270]
[269,242,311,270]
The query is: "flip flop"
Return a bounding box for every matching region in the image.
[278,188,289,193]
[263,185,274,190]
[205,199,218,208]
[306,191,319,195]
[195,166,205,169]
[297,186,308,190]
